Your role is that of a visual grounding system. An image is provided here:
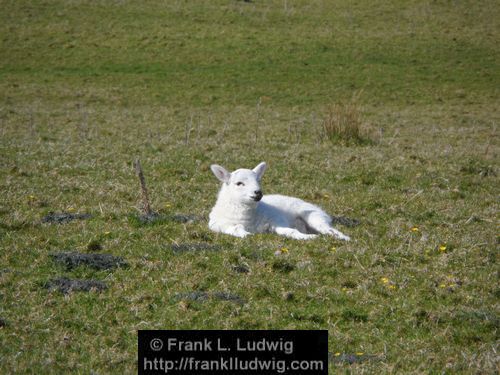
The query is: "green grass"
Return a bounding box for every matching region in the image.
[1,0,499,373]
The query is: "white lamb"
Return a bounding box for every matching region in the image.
[208,162,351,241]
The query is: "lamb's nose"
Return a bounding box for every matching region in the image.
[254,190,263,198]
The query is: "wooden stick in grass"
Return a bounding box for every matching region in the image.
[134,158,153,216]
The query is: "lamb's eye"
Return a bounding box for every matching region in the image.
[236,182,245,186]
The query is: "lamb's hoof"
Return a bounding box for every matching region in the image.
[335,234,351,241]
[327,229,351,241]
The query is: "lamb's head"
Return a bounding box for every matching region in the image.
[210,162,267,205]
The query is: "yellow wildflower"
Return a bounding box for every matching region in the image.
[330,247,337,253]
[280,247,289,254]
[388,285,396,290]
[439,283,447,288]
[380,277,390,284]
[356,352,364,356]
[439,245,447,252]
[411,227,419,232]
[334,352,341,356]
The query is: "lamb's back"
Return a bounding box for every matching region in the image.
[260,194,324,216]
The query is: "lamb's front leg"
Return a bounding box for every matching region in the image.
[275,227,318,240]
[305,212,351,241]
[327,228,351,241]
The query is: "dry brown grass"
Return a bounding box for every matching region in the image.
[321,95,374,145]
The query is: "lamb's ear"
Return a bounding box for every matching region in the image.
[210,164,231,183]
[252,162,267,180]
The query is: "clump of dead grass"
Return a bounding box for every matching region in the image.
[321,95,375,145]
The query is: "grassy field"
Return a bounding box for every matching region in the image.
[1,0,499,373]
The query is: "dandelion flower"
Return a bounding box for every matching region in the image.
[280,247,289,254]
[380,277,390,284]
[330,247,337,253]
[388,285,396,290]
[334,352,341,357]
[411,227,419,232]
[439,245,447,252]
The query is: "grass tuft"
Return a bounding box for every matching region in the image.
[321,95,375,145]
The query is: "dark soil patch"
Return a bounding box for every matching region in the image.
[171,214,199,223]
[212,292,246,305]
[331,216,361,227]
[232,264,250,273]
[283,292,295,301]
[50,252,128,270]
[45,277,107,294]
[272,260,296,273]
[42,212,91,224]
[329,352,383,364]
[86,240,103,252]
[0,318,7,328]
[170,243,221,254]
[136,212,164,224]
[175,291,245,305]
